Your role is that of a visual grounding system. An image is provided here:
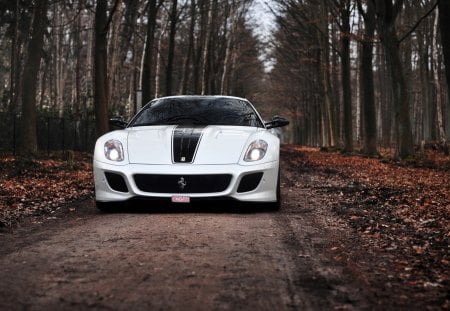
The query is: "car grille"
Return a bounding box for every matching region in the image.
[133,174,232,193]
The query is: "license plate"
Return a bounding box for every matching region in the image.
[171,195,190,203]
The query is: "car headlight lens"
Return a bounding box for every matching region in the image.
[244,140,268,162]
[104,139,124,161]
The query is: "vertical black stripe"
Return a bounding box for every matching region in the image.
[172,125,207,163]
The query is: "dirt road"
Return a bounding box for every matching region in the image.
[1,152,434,310]
[0,201,370,310]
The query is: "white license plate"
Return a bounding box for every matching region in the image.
[171,196,190,203]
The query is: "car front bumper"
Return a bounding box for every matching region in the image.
[93,160,279,203]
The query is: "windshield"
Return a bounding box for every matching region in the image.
[128,97,264,128]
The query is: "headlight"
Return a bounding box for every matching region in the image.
[104,139,124,161]
[244,140,268,162]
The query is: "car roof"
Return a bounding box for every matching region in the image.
[150,95,249,102]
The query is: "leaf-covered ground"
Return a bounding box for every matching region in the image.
[283,145,449,308]
[0,153,93,229]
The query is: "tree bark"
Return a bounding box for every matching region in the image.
[374,0,414,159]
[18,0,48,156]
[220,1,238,95]
[73,0,84,120]
[107,1,124,113]
[142,0,161,104]
[165,0,178,96]
[341,1,353,152]
[432,9,445,142]
[417,22,433,142]
[201,0,214,95]
[438,0,450,146]
[179,0,196,94]
[93,0,109,137]
[9,0,20,113]
[318,2,337,147]
[358,0,377,155]
[155,17,168,98]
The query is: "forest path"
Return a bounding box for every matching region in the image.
[0,154,374,310]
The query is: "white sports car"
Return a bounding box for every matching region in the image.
[93,95,289,211]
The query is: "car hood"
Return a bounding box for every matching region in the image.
[126,125,260,165]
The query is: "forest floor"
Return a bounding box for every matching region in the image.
[0,152,93,229]
[283,145,449,308]
[0,146,448,309]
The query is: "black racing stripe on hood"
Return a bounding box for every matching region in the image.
[172,125,207,163]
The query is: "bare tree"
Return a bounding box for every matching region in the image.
[179,0,196,94]
[165,0,179,96]
[438,0,450,153]
[142,0,163,104]
[373,0,414,158]
[335,0,353,152]
[317,1,338,147]
[8,0,21,113]
[432,10,445,144]
[93,0,110,137]
[357,0,377,155]
[18,0,48,156]
[201,0,214,95]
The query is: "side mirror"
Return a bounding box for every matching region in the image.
[109,116,128,129]
[265,116,289,129]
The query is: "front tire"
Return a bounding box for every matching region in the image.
[95,201,116,212]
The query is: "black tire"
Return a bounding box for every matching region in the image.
[95,201,116,212]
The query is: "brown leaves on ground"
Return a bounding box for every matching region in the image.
[0,153,93,229]
[283,145,449,308]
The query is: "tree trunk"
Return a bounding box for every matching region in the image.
[165,0,178,96]
[341,1,353,152]
[438,0,450,147]
[438,0,450,112]
[375,0,414,159]
[432,9,445,142]
[108,1,124,113]
[9,0,20,112]
[142,0,160,103]
[54,3,68,116]
[317,1,337,147]
[155,17,168,98]
[417,24,433,142]
[73,0,83,120]
[93,0,109,137]
[220,1,238,95]
[358,0,377,155]
[201,0,214,95]
[179,0,196,94]
[18,0,48,156]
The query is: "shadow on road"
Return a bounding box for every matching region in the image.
[96,199,278,215]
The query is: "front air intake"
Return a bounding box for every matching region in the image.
[105,172,128,193]
[237,172,263,193]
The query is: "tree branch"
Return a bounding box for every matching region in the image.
[105,0,120,31]
[399,0,439,43]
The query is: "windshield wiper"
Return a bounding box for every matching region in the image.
[129,122,159,127]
